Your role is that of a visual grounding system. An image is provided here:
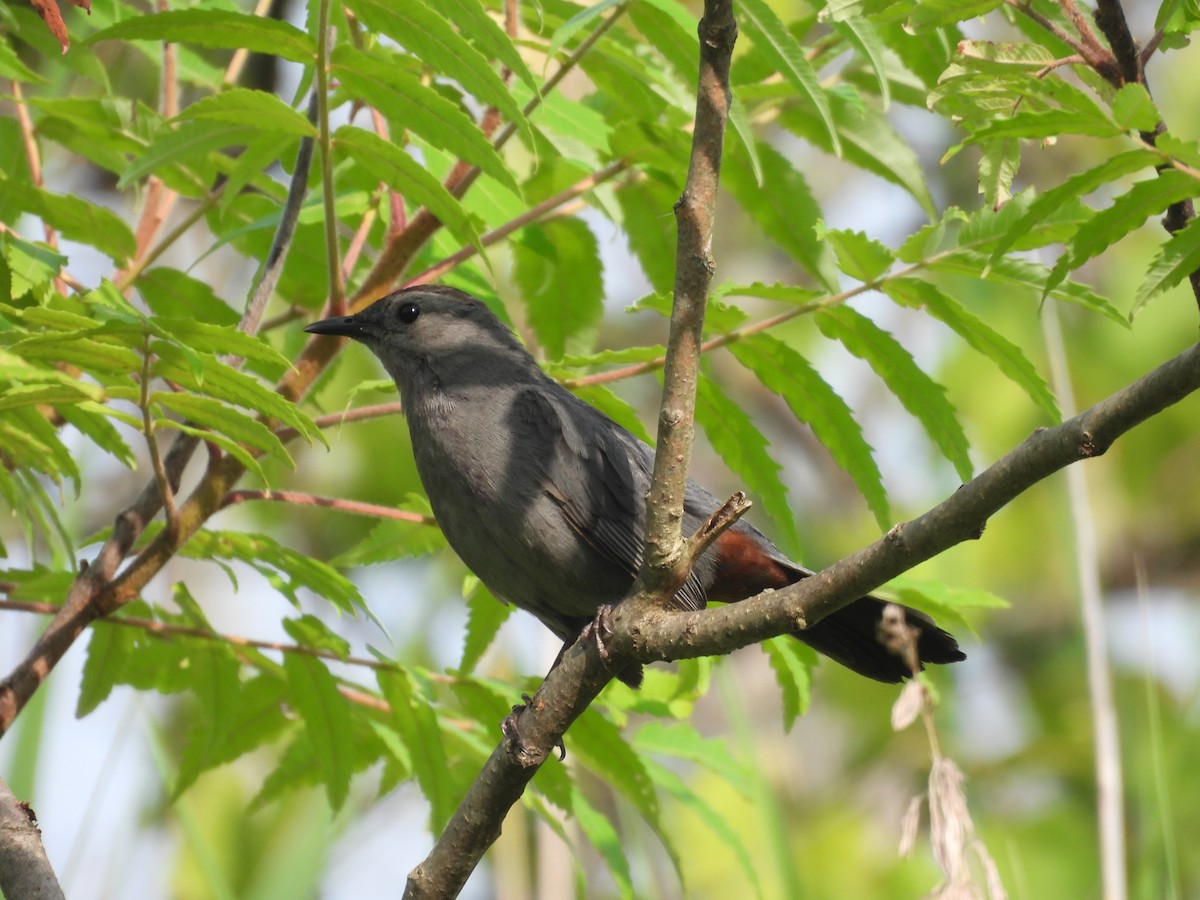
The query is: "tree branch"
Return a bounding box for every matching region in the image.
[403,2,737,895]
[0,779,63,900]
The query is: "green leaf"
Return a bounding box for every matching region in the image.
[344,0,530,142]
[884,278,1059,419]
[738,0,840,155]
[283,615,352,659]
[77,621,136,716]
[58,402,137,467]
[89,9,316,63]
[1111,83,1160,132]
[986,149,1158,264]
[569,384,654,444]
[151,317,292,370]
[909,0,1003,29]
[724,141,835,288]
[1048,170,1200,296]
[119,121,259,190]
[377,669,458,832]
[880,573,1009,639]
[571,785,635,897]
[430,0,538,92]
[695,371,802,555]
[0,178,136,263]
[176,88,317,137]
[459,582,513,675]
[151,341,323,444]
[815,306,973,480]
[153,391,292,465]
[334,126,479,252]
[283,654,354,810]
[729,335,890,529]
[0,35,46,83]
[514,219,604,359]
[817,225,895,282]
[3,236,67,297]
[329,498,445,567]
[1133,218,1200,316]
[176,674,290,796]
[978,136,1019,209]
[761,635,815,731]
[331,46,520,196]
[180,530,365,614]
[633,721,752,796]
[833,18,890,108]
[0,382,104,413]
[137,268,240,325]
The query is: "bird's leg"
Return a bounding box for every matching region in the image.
[578,603,616,661]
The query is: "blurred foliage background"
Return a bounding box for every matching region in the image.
[1,0,1199,897]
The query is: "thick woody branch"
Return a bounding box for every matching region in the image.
[0,779,63,900]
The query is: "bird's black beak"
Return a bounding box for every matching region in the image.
[305,314,365,339]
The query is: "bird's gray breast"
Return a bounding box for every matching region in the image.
[404,384,635,634]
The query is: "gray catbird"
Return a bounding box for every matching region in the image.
[306,285,965,686]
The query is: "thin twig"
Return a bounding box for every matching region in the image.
[274,401,405,444]
[407,159,631,286]
[221,489,438,525]
[314,0,346,317]
[140,331,178,538]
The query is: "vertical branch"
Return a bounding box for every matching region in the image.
[1043,306,1127,900]
[642,0,737,578]
[314,0,346,316]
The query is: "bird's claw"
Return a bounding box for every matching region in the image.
[501,692,565,761]
[579,604,616,662]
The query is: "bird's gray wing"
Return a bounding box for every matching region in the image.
[511,385,708,611]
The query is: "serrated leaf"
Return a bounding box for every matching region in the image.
[761,635,815,731]
[329,501,445,568]
[344,0,530,143]
[729,334,890,529]
[176,88,316,136]
[151,342,323,443]
[815,306,973,480]
[696,371,802,555]
[332,46,520,196]
[1133,217,1200,316]
[119,121,259,190]
[378,669,457,832]
[180,530,365,614]
[739,0,840,155]
[430,0,538,92]
[986,149,1158,264]
[777,86,936,217]
[633,721,752,796]
[1048,170,1200,296]
[571,785,635,897]
[153,391,291,464]
[834,18,890,108]
[335,126,479,252]
[1111,83,1159,132]
[979,136,1019,208]
[89,10,316,63]
[459,583,513,674]
[283,614,352,659]
[176,674,289,796]
[283,654,353,810]
[0,382,104,413]
[818,226,895,282]
[4,236,67,297]
[77,621,136,716]
[909,0,1003,29]
[137,268,240,325]
[151,317,292,370]
[514,219,604,359]
[569,708,675,878]
[59,402,137,467]
[0,177,136,263]
[724,141,835,288]
[165,420,267,484]
[884,277,1059,419]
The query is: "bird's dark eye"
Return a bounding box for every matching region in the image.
[397,302,420,324]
